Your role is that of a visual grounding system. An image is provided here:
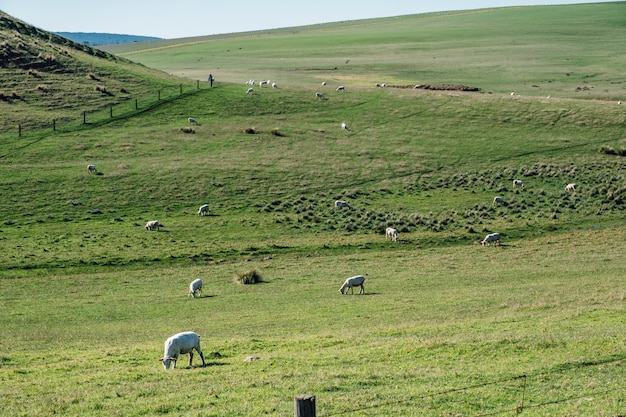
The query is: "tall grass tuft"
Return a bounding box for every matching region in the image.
[235,269,263,284]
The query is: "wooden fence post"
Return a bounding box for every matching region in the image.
[53,119,56,131]
[180,84,183,95]
[83,111,87,124]
[18,124,21,137]
[197,80,200,89]
[294,394,315,417]
[158,90,161,100]
[135,98,138,110]
[110,106,113,118]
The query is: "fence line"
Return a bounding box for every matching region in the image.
[321,356,625,417]
[1,81,205,140]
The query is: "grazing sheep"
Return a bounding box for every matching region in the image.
[335,200,350,209]
[481,232,501,246]
[271,82,278,88]
[341,122,350,131]
[339,275,366,294]
[188,117,197,124]
[159,331,206,370]
[321,82,327,86]
[188,278,203,298]
[315,92,324,99]
[198,204,210,216]
[87,164,97,174]
[493,196,505,205]
[513,179,524,188]
[246,87,254,94]
[385,227,398,242]
[246,79,255,85]
[565,183,577,191]
[336,85,345,91]
[259,80,269,87]
[145,220,161,231]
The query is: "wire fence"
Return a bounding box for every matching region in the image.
[1,80,206,140]
[317,355,625,417]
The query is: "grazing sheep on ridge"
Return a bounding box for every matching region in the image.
[188,117,197,124]
[341,122,350,131]
[513,179,524,188]
[339,275,366,294]
[385,227,398,242]
[259,80,269,87]
[493,196,504,205]
[246,87,254,94]
[335,200,350,209]
[565,183,577,191]
[315,92,324,99]
[198,204,209,216]
[481,233,501,246]
[321,82,327,86]
[188,278,203,298]
[87,164,97,174]
[336,85,345,91]
[271,82,278,88]
[159,331,206,370]
[145,220,161,231]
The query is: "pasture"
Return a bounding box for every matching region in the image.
[1,3,625,416]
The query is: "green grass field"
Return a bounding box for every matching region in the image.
[1,3,625,416]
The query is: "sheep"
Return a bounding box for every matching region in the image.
[198,204,210,216]
[565,183,577,191]
[341,122,350,131]
[493,196,505,205]
[188,278,203,298]
[513,179,524,188]
[259,80,269,87]
[159,331,206,370]
[336,85,345,91]
[245,79,255,85]
[246,88,254,94]
[188,117,197,124]
[315,92,324,99]
[145,220,161,231]
[481,232,501,246]
[271,82,278,88]
[321,82,327,86]
[87,164,97,174]
[335,200,350,209]
[339,275,366,294]
[385,227,398,242]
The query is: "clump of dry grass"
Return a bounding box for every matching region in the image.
[235,269,263,285]
[36,84,49,93]
[272,128,285,137]
[87,72,100,81]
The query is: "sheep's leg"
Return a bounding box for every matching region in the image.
[359,284,364,295]
[188,351,194,367]
[198,349,206,367]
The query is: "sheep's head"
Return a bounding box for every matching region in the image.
[159,357,176,370]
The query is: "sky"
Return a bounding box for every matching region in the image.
[0,1,614,39]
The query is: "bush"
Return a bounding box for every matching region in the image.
[235,269,263,285]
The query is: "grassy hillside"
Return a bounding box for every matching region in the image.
[1,4,625,416]
[0,11,189,133]
[105,3,626,99]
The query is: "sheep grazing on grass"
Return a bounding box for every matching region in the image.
[145,220,161,231]
[315,92,324,99]
[565,183,577,191]
[339,275,366,294]
[246,88,254,94]
[188,117,198,124]
[159,331,206,370]
[198,204,209,216]
[271,82,278,88]
[321,82,327,86]
[385,227,398,242]
[188,278,203,298]
[87,164,97,174]
[493,196,504,205]
[341,122,350,131]
[336,85,345,91]
[513,179,524,188]
[335,200,350,209]
[259,80,269,87]
[481,232,501,246]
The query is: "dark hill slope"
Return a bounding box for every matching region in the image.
[0,11,185,131]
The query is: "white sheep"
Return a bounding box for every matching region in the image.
[145,220,161,231]
[565,183,577,191]
[336,85,345,91]
[481,232,501,246]
[335,200,350,209]
[321,82,327,86]
[188,117,197,124]
[87,164,97,174]
[513,179,524,188]
[385,227,398,242]
[341,122,350,131]
[159,331,206,370]
[271,82,278,88]
[198,204,209,216]
[315,92,324,99]
[246,88,254,94]
[493,196,504,205]
[259,80,269,87]
[339,275,366,294]
[188,279,203,298]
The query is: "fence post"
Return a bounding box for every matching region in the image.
[110,106,113,118]
[158,90,161,100]
[135,98,138,110]
[83,111,87,124]
[18,124,22,137]
[294,394,315,417]
[197,80,200,89]
[180,84,183,95]
[53,119,56,131]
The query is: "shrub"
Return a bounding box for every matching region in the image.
[235,269,263,285]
